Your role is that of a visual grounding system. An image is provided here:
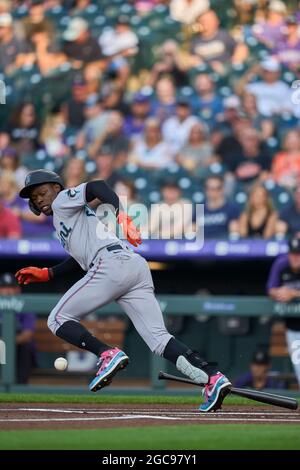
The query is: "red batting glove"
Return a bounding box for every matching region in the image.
[117,212,142,247]
[15,267,50,285]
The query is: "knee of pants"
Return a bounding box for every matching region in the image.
[48,308,77,335]
[47,311,58,335]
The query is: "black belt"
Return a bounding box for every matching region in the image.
[106,244,123,252]
[89,244,123,269]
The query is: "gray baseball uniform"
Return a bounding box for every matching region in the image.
[47,183,173,356]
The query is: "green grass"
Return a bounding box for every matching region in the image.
[1,393,298,406]
[1,425,300,450]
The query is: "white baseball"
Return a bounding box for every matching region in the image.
[54,357,68,371]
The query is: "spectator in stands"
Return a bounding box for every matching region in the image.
[0,0,11,14]
[0,146,28,187]
[76,93,110,153]
[25,26,68,76]
[113,178,148,233]
[234,0,257,25]
[162,99,199,153]
[150,40,189,88]
[273,15,300,71]
[22,0,54,42]
[176,121,215,172]
[90,145,119,188]
[231,126,272,186]
[151,76,177,123]
[188,10,248,73]
[238,58,294,117]
[62,158,87,188]
[241,91,276,141]
[0,12,32,73]
[7,102,40,158]
[170,0,210,25]
[214,109,252,168]
[0,129,9,150]
[129,117,175,170]
[99,17,137,91]
[267,235,300,388]
[0,273,36,383]
[150,179,194,239]
[83,62,102,98]
[0,170,53,238]
[72,0,94,15]
[114,179,140,208]
[193,73,224,128]
[252,0,287,49]
[234,349,285,390]
[0,197,21,238]
[276,186,300,237]
[100,83,127,114]
[67,75,88,129]
[203,175,240,239]
[99,15,139,59]
[62,17,104,67]
[235,183,277,239]
[272,130,300,190]
[89,111,129,167]
[40,109,71,159]
[123,92,151,141]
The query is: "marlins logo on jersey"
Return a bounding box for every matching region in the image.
[67,189,80,198]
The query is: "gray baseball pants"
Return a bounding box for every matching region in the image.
[47,245,173,356]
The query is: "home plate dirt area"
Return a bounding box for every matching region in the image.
[1,403,300,430]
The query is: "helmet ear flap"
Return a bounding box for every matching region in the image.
[29,200,41,216]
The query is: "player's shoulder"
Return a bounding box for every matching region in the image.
[52,183,87,210]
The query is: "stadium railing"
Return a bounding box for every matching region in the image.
[1,294,300,393]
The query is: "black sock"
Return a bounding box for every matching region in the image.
[163,338,218,375]
[56,321,110,356]
[163,338,189,364]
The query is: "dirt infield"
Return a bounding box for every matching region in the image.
[1,403,299,430]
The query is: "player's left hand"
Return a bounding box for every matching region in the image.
[117,212,142,247]
[15,267,50,285]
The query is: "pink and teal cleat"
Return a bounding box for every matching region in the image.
[199,372,232,412]
[89,347,129,392]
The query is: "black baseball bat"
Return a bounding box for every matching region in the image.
[158,371,298,411]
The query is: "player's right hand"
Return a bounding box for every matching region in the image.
[117,212,142,247]
[15,267,50,285]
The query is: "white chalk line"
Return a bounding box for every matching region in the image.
[0,415,181,422]
[1,416,300,423]
[0,408,298,417]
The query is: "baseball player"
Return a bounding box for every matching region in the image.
[16,170,231,412]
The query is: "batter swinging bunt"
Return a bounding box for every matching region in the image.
[16,170,231,412]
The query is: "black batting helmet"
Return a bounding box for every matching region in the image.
[19,170,64,215]
[19,170,64,199]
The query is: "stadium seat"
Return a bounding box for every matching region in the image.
[45,5,67,25]
[233,189,248,210]
[263,180,293,211]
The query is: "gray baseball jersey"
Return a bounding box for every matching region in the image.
[48,183,173,356]
[52,183,119,271]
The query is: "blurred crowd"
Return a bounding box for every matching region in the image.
[0,0,300,240]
